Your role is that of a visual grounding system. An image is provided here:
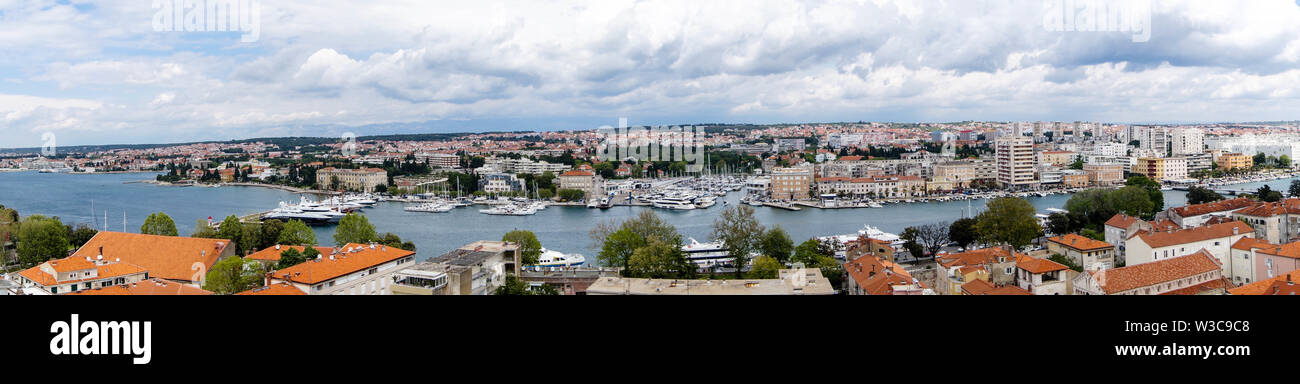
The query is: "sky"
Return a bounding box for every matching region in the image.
[2,0,1300,147]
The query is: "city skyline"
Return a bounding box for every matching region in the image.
[4,1,1300,147]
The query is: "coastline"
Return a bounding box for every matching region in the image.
[135,179,334,195]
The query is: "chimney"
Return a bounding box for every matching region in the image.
[1233,227,1239,235]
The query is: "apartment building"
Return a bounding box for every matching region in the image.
[1165,197,1257,228]
[770,166,813,200]
[316,167,388,192]
[1214,152,1253,170]
[269,243,417,295]
[1169,128,1204,156]
[1038,151,1076,166]
[12,252,149,294]
[933,247,1023,295]
[1016,257,1071,295]
[407,241,521,295]
[64,278,213,295]
[1125,221,1254,276]
[558,170,604,199]
[1046,234,1116,269]
[995,136,1037,189]
[478,173,524,194]
[414,152,461,169]
[1133,157,1187,182]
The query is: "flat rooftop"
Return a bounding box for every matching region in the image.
[586,269,834,295]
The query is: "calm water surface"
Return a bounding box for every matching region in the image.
[5,171,1288,264]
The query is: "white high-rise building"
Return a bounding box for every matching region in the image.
[1169,128,1205,156]
[996,136,1037,189]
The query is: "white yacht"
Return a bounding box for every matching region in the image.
[681,238,732,267]
[653,197,697,210]
[694,196,717,209]
[404,202,453,213]
[530,248,586,268]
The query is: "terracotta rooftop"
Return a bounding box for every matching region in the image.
[1128,221,1253,248]
[271,243,415,285]
[1017,257,1070,274]
[1230,237,1275,252]
[65,278,213,295]
[236,282,307,295]
[1170,197,1257,218]
[1047,234,1114,251]
[70,231,230,282]
[936,247,1023,269]
[844,256,919,295]
[560,170,594,177]
[1228,270,1300,295]
[246,245,337,262]
[1089,250,1223,294]
[961,279,1032,295]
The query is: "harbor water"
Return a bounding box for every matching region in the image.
[4,171,1286,265]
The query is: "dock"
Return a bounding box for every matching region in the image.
[762,202,802,211]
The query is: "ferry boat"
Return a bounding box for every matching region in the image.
[530,248,586,268]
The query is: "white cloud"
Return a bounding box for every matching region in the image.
[2,0,1300,146]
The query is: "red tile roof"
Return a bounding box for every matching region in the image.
[1128,221,1252,248]
[65,278,213,295]
[271,243,415,285]
[1228,270,1300,295]
[1170,197,1257,218]
[18,255,148,287]
[1047,234,1114,251]
[1089,250,1223,294]
[236,282,307,295]
[844,256,918,295]
[71,231,231,282]
[936,247,1022,268]
[561,170,594,177]
[246,245,336,262]
[961,279,1032,295]
[1017,257,1070,274]
[1230,237,1275,251]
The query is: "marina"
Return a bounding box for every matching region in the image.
[9,169,1285,266]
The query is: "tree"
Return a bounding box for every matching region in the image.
[1047,254,1082,272]
[1125,175,1164,213]
[758,226,794,263]
[790,239,844,291]
[257,219,285,250]
[1291,180,1300,198]
[597,228,645,272]
[557,188,585,202]
[333,213,378,246]
[503,230,542,265]
[1187,186,1225,205]
[16,215,70,267]
[711,205,764,276]
[216,215,244,247]
[202,256,265,294]
[277,219,317,245]
[748,256,783,279]
[191,219,219,238]
[493,274,560,295]
[1280,155,1292,168]
[626,237,694,279]
[1080,228,1105,241]
[1256,185,1283,202]
[140,212,179,236]
[380,232,416,252]
[973,197,1042,250]
[276,247,306,269]
[1068,158,1084,170]
[948,218,978,249]
[899,227,926,259]
[915,222,950,257]
[67,223,98,248]
[494,274,533,295]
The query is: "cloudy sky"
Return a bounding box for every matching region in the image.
[2,0,1300,147]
